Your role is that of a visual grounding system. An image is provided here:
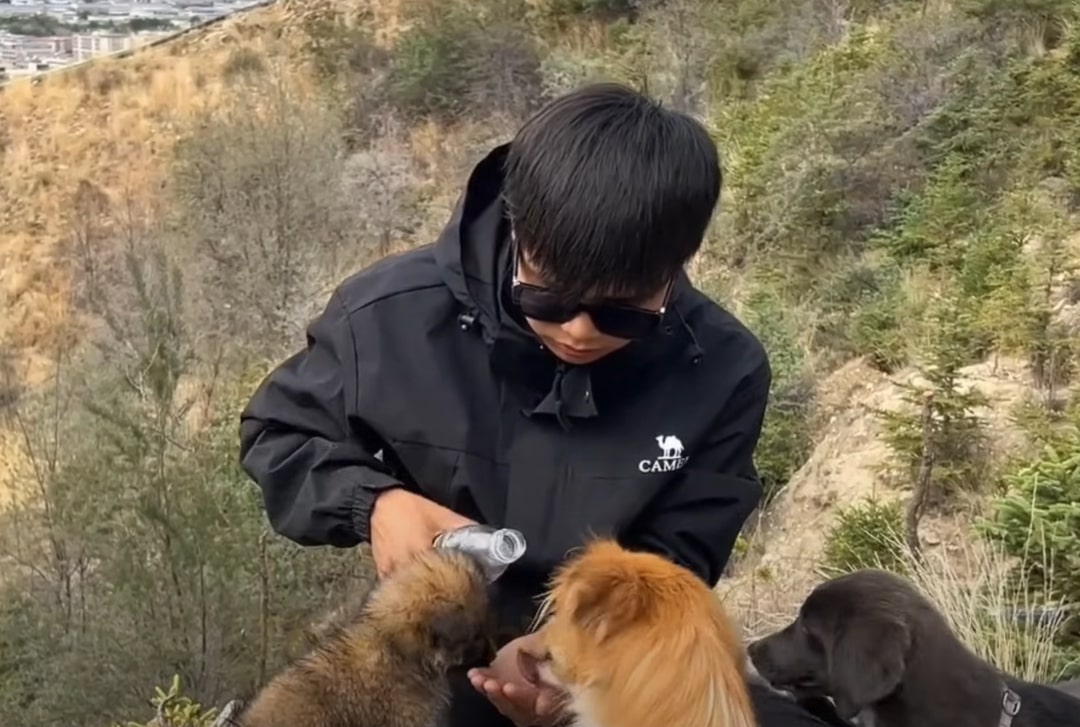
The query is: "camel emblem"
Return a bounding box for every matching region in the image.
[639,433,689,473]
[655,434,684,459]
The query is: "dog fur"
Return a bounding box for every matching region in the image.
[1056,678,1080,699]
[233,548,492,727]
[747,568,1080,727]
[520,538,758,727]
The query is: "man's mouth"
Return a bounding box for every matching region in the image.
[557,341,597,353]
[550,341,604,360]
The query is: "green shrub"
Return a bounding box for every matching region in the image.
[978,436,1080,633]
[299,6,385,82]
[113,676,219,727]
[532,0,638,22]
[0,243,375,725]
[821,498,909,576]
[814,256,913,372]
[958,0,1076,49]
[387,4,478,118]
[386,0,541,120]
[739,288,815,503]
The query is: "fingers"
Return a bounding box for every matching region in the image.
[373,529,441,580]
[424,497,475,529]
[438,508,477,530]
[467,668,494,686]
[482,682,519,717]
[535,689,561,718]
[372,549,392,579]
[468,672,538,725]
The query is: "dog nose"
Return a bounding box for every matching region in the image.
[746,639,766,664]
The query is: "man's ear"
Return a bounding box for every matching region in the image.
[826,616,909,719]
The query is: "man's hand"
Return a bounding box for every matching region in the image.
[468,634,565,727]
[369,488,475,578]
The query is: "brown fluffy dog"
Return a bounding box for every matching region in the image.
[234,549,492,727]
[520,539,758,727]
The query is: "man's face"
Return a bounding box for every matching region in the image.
[514,251,669,366]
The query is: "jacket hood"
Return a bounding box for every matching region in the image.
[433,143,512,343]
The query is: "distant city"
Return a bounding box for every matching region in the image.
[0,0,266,78]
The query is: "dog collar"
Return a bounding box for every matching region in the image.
[998,686,1022,727]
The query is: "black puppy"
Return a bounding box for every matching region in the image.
[747,569,1080,727]
[1057,678,1080,699]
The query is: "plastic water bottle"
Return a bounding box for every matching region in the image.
[433,524,527,583]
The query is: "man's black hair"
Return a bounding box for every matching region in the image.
[502,82,722,302]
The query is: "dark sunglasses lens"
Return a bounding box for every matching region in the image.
[513,284,663,339]
[513,285,576,323]
[589,307,662,339]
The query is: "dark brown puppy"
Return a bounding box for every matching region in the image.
[234,548,492,727]
[1057,679,1080,699]
[747,569,1080,727]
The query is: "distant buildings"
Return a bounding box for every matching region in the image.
[72,32,139,61]
[0,0,264,78]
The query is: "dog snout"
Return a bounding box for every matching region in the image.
[747,636,773,671]
[748,631,815,689]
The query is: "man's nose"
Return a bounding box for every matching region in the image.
[560,312,600,341]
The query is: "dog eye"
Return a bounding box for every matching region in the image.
[800,621,824,652]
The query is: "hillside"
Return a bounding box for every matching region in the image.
[0,0,400,386]
[3,0,1080,724]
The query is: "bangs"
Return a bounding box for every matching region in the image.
[503,83,720,304]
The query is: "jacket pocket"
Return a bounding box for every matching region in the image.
[387,441,506,525]
[388,440,460,502]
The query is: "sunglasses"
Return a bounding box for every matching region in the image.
[509,235,672,340]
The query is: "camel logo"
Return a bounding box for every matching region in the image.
[638,434,689,473]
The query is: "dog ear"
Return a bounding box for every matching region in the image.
[564,567,651,644]
[429,604,474,653]
[826,615,909,719]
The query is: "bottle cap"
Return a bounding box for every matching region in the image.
[490,528,527,564]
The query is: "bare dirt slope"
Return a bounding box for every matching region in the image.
[719,355,1040,635]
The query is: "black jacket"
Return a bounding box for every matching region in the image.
[239,143,771,636]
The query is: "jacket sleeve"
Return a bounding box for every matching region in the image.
[239,290,402,548]
[626,351,771,586]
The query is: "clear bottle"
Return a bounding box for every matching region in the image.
[433,524,527,583]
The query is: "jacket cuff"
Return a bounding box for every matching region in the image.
[350,469,403,543]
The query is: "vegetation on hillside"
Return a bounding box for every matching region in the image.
[3,0,1080,723]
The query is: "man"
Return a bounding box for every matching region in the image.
[240,83,832,727]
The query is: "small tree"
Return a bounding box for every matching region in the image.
[878,295,989,546]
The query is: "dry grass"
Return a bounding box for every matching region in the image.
[0,0,529,513]
[908,539,1070,682]
[0,0,517,392]
[0,0,366,503]
[0,1,350,389]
